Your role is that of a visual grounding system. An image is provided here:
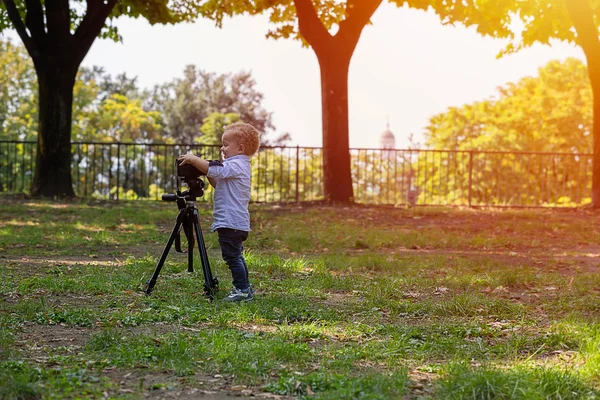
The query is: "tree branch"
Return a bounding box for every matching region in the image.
[72,0,117,67]
[2,0,38,57]
[24,0,46,40]
[565,0,600,63]
[74,0,100,44]
[292,0,331,51]
[337,0,382,46]
[46,0,71,41]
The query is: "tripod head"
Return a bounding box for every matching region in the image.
[174,158,206,199]
[162,178,205,207]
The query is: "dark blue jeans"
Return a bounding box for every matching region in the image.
[217,228,250,290]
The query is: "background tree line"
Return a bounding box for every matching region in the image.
[0,37,291,200]
[347,58,594,207]
[0,38,289,146]
[2,40,593,206]
[2,0,600,204]
[411,58,593,207]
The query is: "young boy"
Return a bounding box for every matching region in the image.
[177,122,260,302]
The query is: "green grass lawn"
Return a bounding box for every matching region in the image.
[2,196,600,399]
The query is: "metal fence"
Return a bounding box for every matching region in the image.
[0,140,593,207]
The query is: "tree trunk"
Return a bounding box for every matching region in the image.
[292,0,381,203]
[564,0,600,208]
[589,64,600,208]
[31,62,77,197]
[317,47,354,203]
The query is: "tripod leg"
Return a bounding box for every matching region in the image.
[192,209,218,296]
[145,214,185,295]
[187,211,194,273]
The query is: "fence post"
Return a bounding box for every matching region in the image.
[295,145,300,203]
[116,143,121,201]
[468,150,473,207]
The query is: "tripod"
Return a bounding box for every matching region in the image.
[144,189,218,298]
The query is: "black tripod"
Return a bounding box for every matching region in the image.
[144,181,218,298]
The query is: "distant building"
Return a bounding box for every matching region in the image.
[380,123,396,150]
[380,123,396,161]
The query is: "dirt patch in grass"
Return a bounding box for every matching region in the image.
[11,323,287,399]
[1,254,128,274]
[101,369,239,399]
[256,204,600,270]
[13,323,204,356]
[14,324,151,355]
[399,247,600,275]
[16,323,92,353]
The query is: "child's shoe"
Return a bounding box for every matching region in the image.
[223,286,254,302]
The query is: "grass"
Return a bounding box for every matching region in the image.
[2,196,600,398]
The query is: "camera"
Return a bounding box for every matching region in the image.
[176,158,205,182]
[162,159,206,202]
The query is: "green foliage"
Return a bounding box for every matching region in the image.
[266,371,408,398]
[198,0,506,44]
[0,360,113,399]
[0,0,216,196]
[425,58,592,153]
[459,0,599,201]
[417,58,593,206]
[0,6,8,31]
[0,361,43,400]
[436,363,599,399]
[94,94,163,142]
[155,65,274,144]
[0,0,191,40]
[0,43,164,143]
[72,67,164,142]
[0,37,280,198]
[198,112,240,145]
[460,0,580,55]
[0,39,37,141]
[0,41,37,190]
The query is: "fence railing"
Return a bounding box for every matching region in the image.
[0,140,593,207]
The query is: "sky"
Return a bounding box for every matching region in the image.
[30,4,591,148]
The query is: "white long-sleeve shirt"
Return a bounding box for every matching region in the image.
[206,155,251,232]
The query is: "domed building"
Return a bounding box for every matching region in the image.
[380,123,396,150]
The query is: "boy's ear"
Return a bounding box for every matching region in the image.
[237,143,245,154]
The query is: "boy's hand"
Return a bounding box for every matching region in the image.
[177,153,210,175]
[178,153,198,166]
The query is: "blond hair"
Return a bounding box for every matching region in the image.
[224,122,260,156]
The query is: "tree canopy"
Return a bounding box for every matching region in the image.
[426,58,592,153]
[152,65,275,144]
[0,38,37,141]
[0,38,277,146]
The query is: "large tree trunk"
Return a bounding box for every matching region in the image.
[587,49,600,207]
[317,47,354,202]
[565,0,600,208]
[32,62,77,197]
[591,67,600,208]
[292,0,381,204]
